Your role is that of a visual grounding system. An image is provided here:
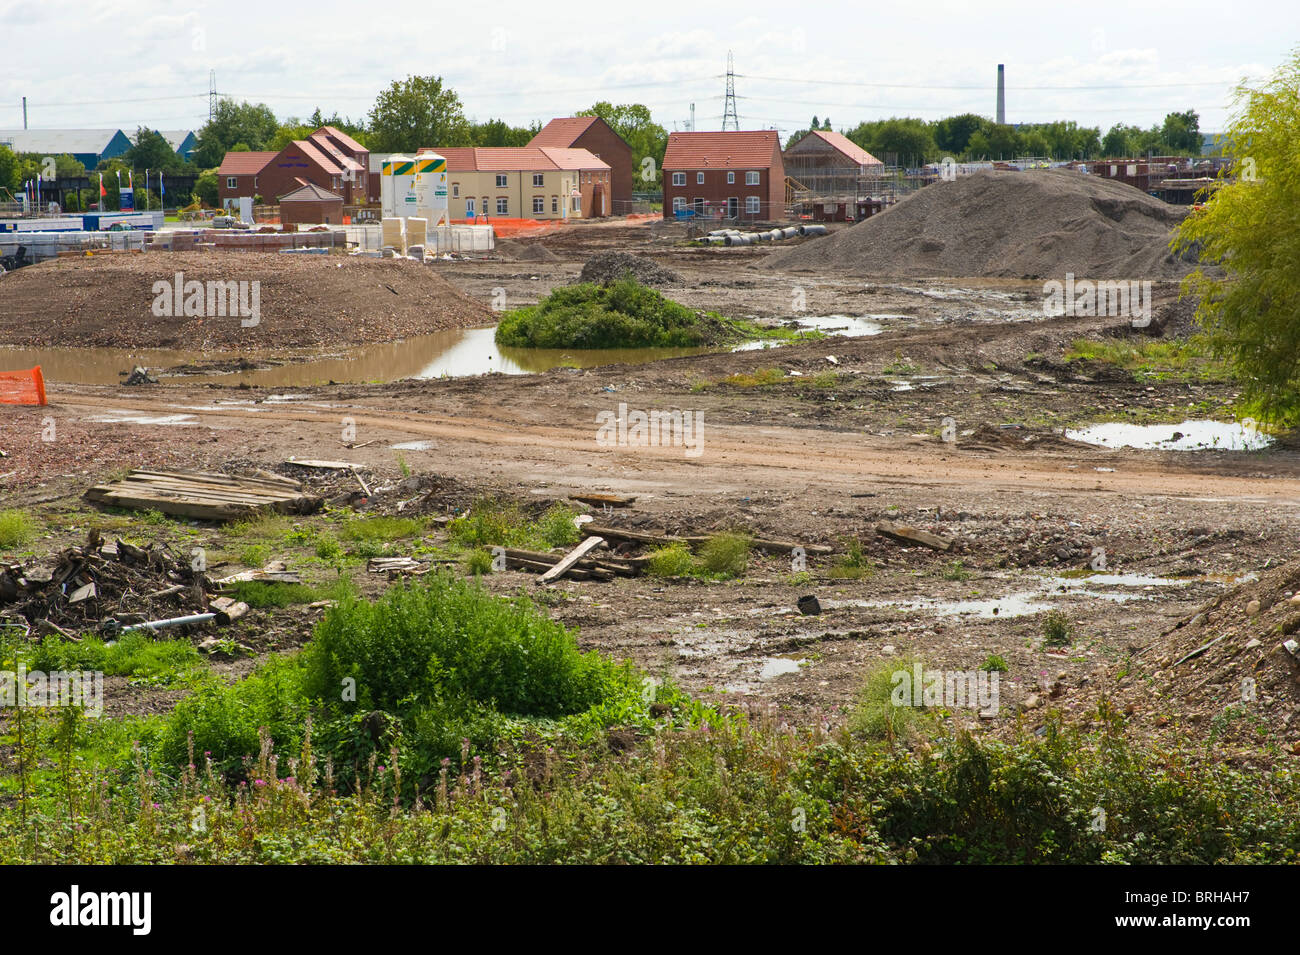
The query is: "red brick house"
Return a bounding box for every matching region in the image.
[529,117,634,212]
[661,131,785,222]
[217,151,277,206]
[217,127,369,207]
[279,181,344,226]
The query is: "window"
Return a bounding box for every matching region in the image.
[452,183,459,197]
[672,197,686,211]
[727,171,735,184]
[571,196,580,213]
[745,171,760,185]
[226,177,237,189]
[552,196,558,213]
[497,197,508,215]
[746,196,760,214]
[495,174,508,187]
[671,172,686,186]
[532,173,544,187]
[696,172,705,184]
[253,176,259,188]
[532,196,544,214]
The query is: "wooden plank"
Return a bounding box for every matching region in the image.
[117,473,299,498]
[285,459,369,471]
[875,521,952,552]
[537,536,605,585]
[132,468,300,489]
[95,481,291,506]
[570,493,637,508]
[681,535,833,556]
[582,524,683,547]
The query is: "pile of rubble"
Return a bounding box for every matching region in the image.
[577,252,682,287]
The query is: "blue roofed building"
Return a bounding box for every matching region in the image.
[0,128,132,168]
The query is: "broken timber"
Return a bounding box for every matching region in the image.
[875,521,952,552]
[537,536,606,585]
[581,524,832,556]
[85,469,321,522]
[570,493,637,509]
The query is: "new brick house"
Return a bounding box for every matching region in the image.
[217,127,369,206]
[661,130,785,222]
[431,146,611,220]
[529,117,634,212]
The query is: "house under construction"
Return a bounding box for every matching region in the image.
[782,130,893,221]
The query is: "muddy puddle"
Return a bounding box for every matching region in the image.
[5,313,891,387]
[1066,420,1273,452]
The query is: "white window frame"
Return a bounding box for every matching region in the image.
[495,174,508,187]
[496,197,509,215]
[452,183,459,197]
[532,196,545,214]
[571,196,580,212]
[226,176,237,189]
[727,171,735,184]
[551,196,558,213]
[671,172,686,186]
[672,196,686,211]
[745,171,760,185]
[532,173,544,187]
[745,196,761,214]
[696,171,705,184]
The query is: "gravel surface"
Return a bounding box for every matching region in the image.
[577,251,683,286]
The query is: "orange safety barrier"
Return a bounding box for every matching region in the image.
[0,366,47,406]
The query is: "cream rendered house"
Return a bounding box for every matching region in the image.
[426,146,612,220]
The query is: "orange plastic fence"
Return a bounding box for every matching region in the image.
[0,366,47,406]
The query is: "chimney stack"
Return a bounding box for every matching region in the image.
[996,64,1005,125]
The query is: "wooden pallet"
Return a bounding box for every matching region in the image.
[85,468,321,522]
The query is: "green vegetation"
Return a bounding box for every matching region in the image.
[980,654,1010,673]
[1173,51,1300,425]
[496,279,732,349]
[31,633,204,686]
[646,533,751,580]
[0,510,37,550]
[829,538,872,580]
[941,560,972,581]
[848,659,934,747]
[231,578,353,609]
[1043,609,1072,646]
[339,515,426,542]
[447,499,578,552]
[464,548,494,575]
[1064,336,1228,381]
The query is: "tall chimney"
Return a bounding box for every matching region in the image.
[996,64,1005,125]
[22,96,27,130]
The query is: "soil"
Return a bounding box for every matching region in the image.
[0,251,495,349]
[578,251,683,286]
[3,213,1298,763]
[768,168,1194,280]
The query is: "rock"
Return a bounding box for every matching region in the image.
[1020,693,1041,712]
[1290,594,1300,607]
[881,644,896,655]
[123,366,158,386]
[796,594,821,615]
[1246,599,1261,616]
[1245,638,1262,650]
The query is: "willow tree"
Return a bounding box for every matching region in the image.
[1173,50,1300,425]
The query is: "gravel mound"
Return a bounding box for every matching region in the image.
[767,169,1193,280]
[515,242,560,263]
[0,251,495,349]
[578,252,682,286]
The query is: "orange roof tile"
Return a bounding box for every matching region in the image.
[662,131,781,169]
[217,151,277,175]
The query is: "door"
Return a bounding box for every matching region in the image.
[727,197,738,219]
[466,197,475,218]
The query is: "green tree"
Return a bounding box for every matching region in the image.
[0,145,21,191]
[124,128,183,172]
[1161,109,1202,154]
[1172,52,1300,424]
[577,102,668,188]
[845,117,935,166]
[470,118,534,147]
[192,100,280,167]
[269,123,317,151]
[193,169,219,207]
[933,113,984,155]
[367,75,470,152]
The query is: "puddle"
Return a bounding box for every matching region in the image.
[390,440,435,451]
[87,411,197,426]
[1066,420,1273,452]
[791,314,884,337]
[759,657,804,680]
[831,592,1052,619]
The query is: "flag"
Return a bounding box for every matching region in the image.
[128,170,133,189]
[99,173,106,198]
[159,175,165,198]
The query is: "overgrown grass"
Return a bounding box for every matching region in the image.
[447,499,579,552]
[0,510,37,550]
[230,578,353,609]
[1064,335,1230,381]
[30,633,205,686]
[339,515,426,542]
[829,538,872,580]
[646,533,751,580]
[1043,609,1072,646]
[848,659,935,747]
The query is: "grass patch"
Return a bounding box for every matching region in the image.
[1064,335,1230,382]
[230,578,353,609]
[848,659,935,748]
[447,499,578,552]
[646,533,751,580]
[980,654,1010,673]
[721,367,786,388]
[339,515,426,542]
[237,543,272,568]
[1043,609,1072,646]
[829,538,872,580]
[30,632,205,686]
[0,510,37,550]
[940,560,972,581]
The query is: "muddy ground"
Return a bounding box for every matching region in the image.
[2,216,1298,762]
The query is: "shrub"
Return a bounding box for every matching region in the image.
[1042,610,1071,646]
[646,542,696,578]
[494,279,731,349]
[537,504,580,548]
[697,532,750,577]
[847,659,935,748]
[464,548,494,575]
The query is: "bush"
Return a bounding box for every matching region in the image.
[301,574,625,718]
[697,532,750,577]
[31,633,202,682]
[495,279,731,349]
[1042,610,1071,646]
[646,542,697,578]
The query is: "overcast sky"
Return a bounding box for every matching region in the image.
[2,0,1295,138]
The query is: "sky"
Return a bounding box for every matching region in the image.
[1,0,1296,139]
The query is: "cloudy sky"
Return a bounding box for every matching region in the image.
[2,0,1295,138]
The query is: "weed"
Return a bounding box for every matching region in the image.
[848,659,935,748]
[1043,610,1072,646]
[697,532,750,577]
[646,542,696,578]
[980,654,1010,673]
[941,560,972,581]
[238,543,272,568]
[0,511,37,550]
[465,548,495,576]
[340,515,425,542]
[829,537,872,579]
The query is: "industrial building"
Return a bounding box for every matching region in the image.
[432,146,612,220]
[661,130,785,222]
[528,117,634,213]
[0,128,197,168]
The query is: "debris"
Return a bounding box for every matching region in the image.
[570,493,637,509]
[577,252,681,286]
[67,582,97,604]
[875,521,952,552]
[85,468,320,522]
[123,366,158,386]
[797,595,822,615]
[538,536,607,585]
[210,596,249,625]
[286,459,370,471]
[120,612,216,633]
[366,556,428,576]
